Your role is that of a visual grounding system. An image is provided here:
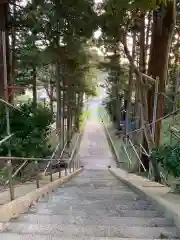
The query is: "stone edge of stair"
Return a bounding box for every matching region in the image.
[109,167,180,228]
[0,167,84,229]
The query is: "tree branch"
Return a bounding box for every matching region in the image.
[120,33,140,77]
[44,86,56,101]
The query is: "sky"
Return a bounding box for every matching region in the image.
[94,0,103,3]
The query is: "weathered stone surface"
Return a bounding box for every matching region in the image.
[1,109,179,239]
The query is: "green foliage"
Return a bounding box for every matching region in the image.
[0,102,53,158]
[11,0,98,96]
[151,144,180,178]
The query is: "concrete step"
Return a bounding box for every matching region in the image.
[5,223,180,238]
[0,234,178,240]
[1,112,177,239]
[28,205,164,217]
[51,193,140,202]
[29,201,158,211]
[57,188,137,195]
[14,214,173,227]
[59,182,129,188]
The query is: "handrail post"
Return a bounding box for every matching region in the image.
[35,160,40,189]
[65,163,67,176]
[69,161,71,173]
[76,158,78,169]
[2,31,14,201]
[58,161,61,178]
[7,160,14,201]
[75,158,77,170]
[152,77,159,141]
[73,160,75,172]
[50,161,53,182]
[78,157,80,169]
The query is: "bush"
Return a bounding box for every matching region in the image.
[0,101,53,158]
[151,144,180,178]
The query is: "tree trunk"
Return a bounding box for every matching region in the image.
[125,32,136,136]
[0,2,10,100]
[145,11,152,72]
[49,78,54,114]
[115,81,121,128]
[67,91,71,148]
[62,87,65,147]
[172,33,180,105]
[147,1,176,147]
[139,13,150,171]
[11,0,16,85]
[75,92,80,131]
[122,33,161,182]
[55,62,61,142]
[32,66,37,107]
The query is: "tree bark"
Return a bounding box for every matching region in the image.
[125,32,136,136]
[122,33,161,182]
[75,92,80,131]
[11,0,16,86]
[139,13,150,171]
[145,11,152,72]
[49,79,54,114]
[0,2,10,99]
[172,33,180,105]
[147,1,176,147]
[32,66,37,107]
[55,62,61,139]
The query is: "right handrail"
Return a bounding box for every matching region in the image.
[100,114,124,166]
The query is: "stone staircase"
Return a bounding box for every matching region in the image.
[0,103,179,239]
[1,169,180,239]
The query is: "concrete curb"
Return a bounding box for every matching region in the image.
[109,167,180,228]
[0,167,83,227]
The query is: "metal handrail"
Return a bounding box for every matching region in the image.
[44,116,86,175]
[44,139,68,175]
[0,112,87,202]
[100,115,124,166]
[68,116,87,165]
[5,160,28,185]
[44,123,78,175]
[68,132,81,164]
[0,122,85,200]
[0,156,63,161]
[121,141,132,165]
[0,133,15,146]
[0,153,82,201]
[128,139,146,172]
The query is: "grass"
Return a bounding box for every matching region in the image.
[79,103,93,129]
[99,107,180,187]
[161,114,180,146]
[158,114,180,188]
[49,104,90,152]
[98,106,139,171]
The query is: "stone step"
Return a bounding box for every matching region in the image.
[28,205,164,217]
[0,234,178,240]
[53,191,139,199]
[59,182,129,188]
[5,223,180,238]
[39,194,140,203]
[40,198,156,211]
[14,214,173,227]
[29,201,158,211]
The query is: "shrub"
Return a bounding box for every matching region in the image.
[151,144,180,178]
[0,101,53,158]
